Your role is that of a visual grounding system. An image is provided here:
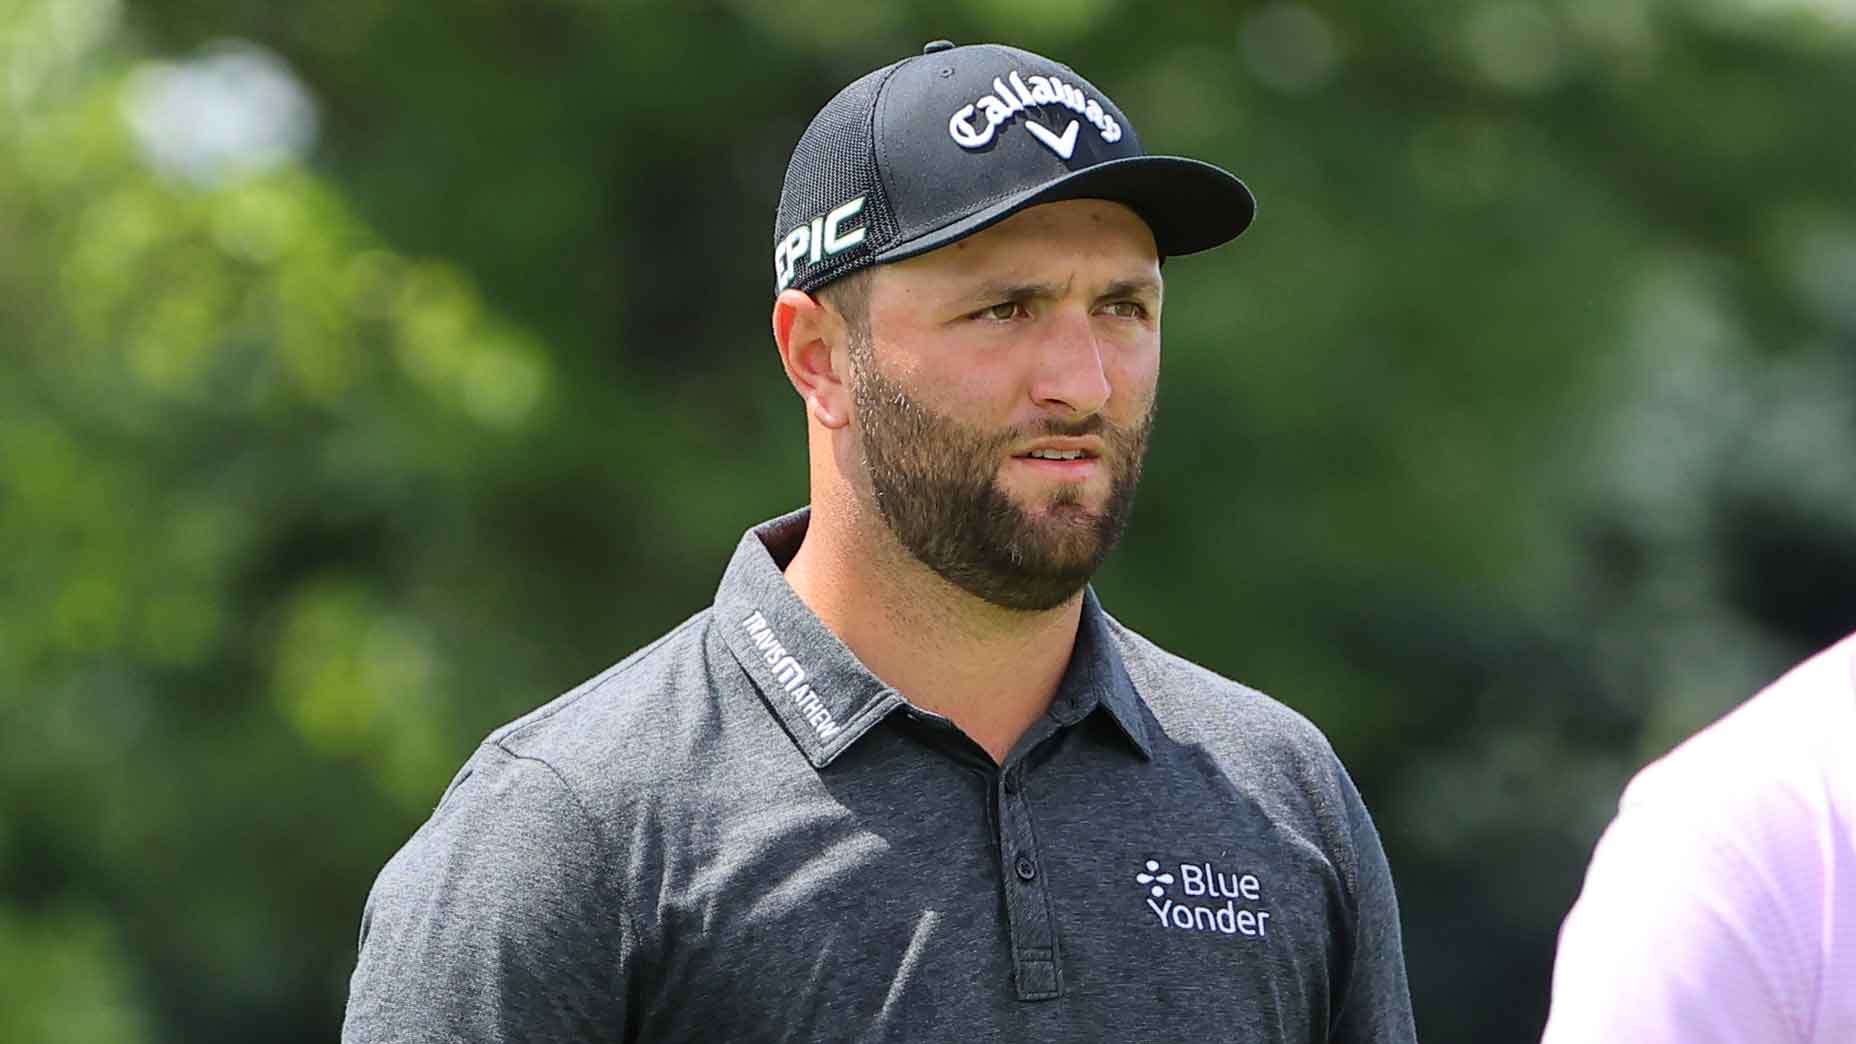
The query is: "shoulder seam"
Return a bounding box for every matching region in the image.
[490,743,644,976]
[500,610,711,747]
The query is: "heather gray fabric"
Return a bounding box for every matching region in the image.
[343,508,1416,1043]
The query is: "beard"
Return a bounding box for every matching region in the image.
[849,346,1154,612]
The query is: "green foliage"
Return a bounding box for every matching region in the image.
[0,902,151,1044]
[3,0,1854,1040]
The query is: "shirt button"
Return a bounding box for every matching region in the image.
[1014,855,1038,881]
[1002,774,1019,795]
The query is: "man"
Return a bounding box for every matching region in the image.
[345,41,1415,1042]
[1541,632,1856,1043]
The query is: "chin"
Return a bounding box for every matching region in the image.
[1013,481,1102,515]
[1022,513,1110,564]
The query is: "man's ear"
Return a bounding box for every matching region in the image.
[771,288,853,430]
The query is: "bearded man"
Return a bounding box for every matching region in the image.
[344,41,1416,1044]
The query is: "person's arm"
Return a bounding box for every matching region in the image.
[342,743,631,1044]
[1540,799,1805,1044]
[1328,760,1418,1044]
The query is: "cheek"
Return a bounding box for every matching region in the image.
[912,344,1025,417]
[1105,338,1160,413]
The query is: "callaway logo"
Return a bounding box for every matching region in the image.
[948,70,1123,160]
[773,195,867,291]
[741,611,843,741]
[1137,857,1272,938]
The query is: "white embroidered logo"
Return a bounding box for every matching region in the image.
[773,195,867,292]
[741,610,843,741]
[1138,858,1272,938]
[1135,860,1174,898]
[1024,119,1079,160]
[947,70,1122,159]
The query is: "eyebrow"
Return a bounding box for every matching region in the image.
[1096,277,1162,303]
[953,274,1162,309]
[958,278,1072,308]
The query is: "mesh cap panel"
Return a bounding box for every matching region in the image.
[772,62,904,296]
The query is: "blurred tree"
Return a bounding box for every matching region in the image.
[2,0,1853,1040]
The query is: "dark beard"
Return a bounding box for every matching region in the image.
[850,350,1153,612]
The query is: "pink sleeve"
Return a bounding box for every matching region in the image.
[1539,799,1808,1044]
[1541,636,1856,1044]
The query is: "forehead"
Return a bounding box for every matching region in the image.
[878,199,1159,293]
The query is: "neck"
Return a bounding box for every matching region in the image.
[785,500,1082,764]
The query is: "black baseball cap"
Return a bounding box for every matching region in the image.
[772,40,1256,296]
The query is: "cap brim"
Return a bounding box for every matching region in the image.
[871,155,1256,266]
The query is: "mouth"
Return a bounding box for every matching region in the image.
[1011,435,1104,460]
[1019,448,1092,461]
[1009,441,1104,478]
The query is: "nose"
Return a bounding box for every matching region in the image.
[1027,308,1111,418]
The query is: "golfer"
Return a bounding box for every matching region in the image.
[344,40,1416,1042]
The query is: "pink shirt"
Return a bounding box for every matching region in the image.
[1542,633,1856,1044]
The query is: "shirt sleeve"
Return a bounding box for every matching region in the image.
[1539,795,1808,1044]
[1328,759,1418,1044]
[342,743,631,1044]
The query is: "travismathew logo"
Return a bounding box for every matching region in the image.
[1137,858,1272,938]
[741,611,843,741]
[947,70,1123,160]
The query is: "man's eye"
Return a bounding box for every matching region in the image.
[975,302,1025,321]
[1105,300,1149,319]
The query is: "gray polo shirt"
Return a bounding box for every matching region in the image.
[343,509,1416,1043]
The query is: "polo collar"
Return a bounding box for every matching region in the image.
[714,509,905,768]
[715,508,1153,767]
[1059,587,1155,760]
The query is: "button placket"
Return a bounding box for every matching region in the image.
[995,767,1061,1000]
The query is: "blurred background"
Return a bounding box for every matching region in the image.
[3,0,1854,1039]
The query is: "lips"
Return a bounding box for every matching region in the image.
[1009,441,1103,480]
[1011,437,1103,463]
